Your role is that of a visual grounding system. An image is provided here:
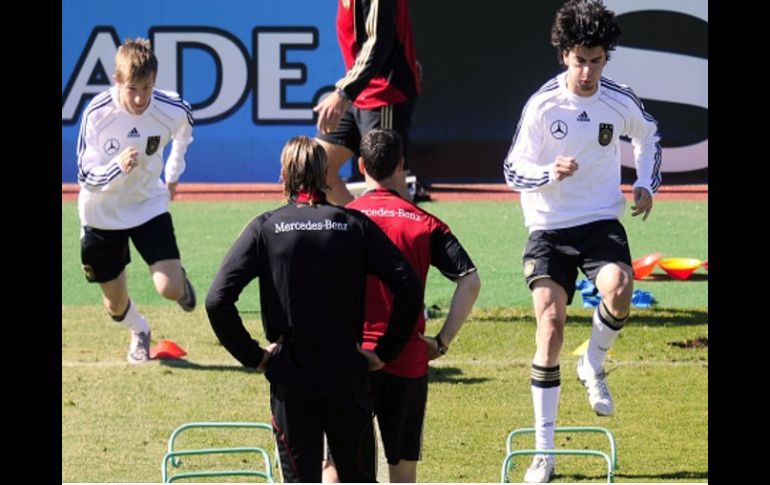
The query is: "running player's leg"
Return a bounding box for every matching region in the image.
[100,273,152,363]
[521,229,576,482]
[131,212,196,310]
[149,260,185,301]
[578,220,633,416]
[81,225,151,362]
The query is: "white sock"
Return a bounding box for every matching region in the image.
[585,301,626,374]
[531,364,561,451]
[111,300,150,335]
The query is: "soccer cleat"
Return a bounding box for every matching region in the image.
[177,267,196,312]
[127,331,152,364]
[576,355,614,416]
[406,176,431,203]
[524,455,556,483]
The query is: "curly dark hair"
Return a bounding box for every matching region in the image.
[550,0,621,66]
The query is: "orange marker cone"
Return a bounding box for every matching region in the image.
[150,339,187,360]
[632,252,661,280]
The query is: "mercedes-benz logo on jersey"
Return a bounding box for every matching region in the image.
[550,120,568,139]
[103,138,120,156]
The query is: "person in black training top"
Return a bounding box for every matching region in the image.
[205,135,423,483]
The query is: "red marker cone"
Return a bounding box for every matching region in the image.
[150,339,187,360]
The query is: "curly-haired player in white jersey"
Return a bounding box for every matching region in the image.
[76,38,197,364]
[502,1,662,481]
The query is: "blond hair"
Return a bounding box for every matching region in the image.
[114,38,158,83]
[280,136,328,198]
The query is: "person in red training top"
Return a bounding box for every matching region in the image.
[314,0,421,205]
[324,129,481,482]
[206,135,423,483]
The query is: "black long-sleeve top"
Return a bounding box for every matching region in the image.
[206,197,423,396]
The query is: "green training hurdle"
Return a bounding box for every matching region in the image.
[161,421,276,483]
[501,426,617,483]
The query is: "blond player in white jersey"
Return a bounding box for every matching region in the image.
[502,1,662,482]
[76,38,196,364]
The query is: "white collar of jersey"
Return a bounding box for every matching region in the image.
[560,72,601,105]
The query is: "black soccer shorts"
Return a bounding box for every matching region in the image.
[316,97,416,165]
[521,219,632,304]
[80,212,181,283]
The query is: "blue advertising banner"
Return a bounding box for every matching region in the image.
[63,1,707,183]
[62,0,344,183]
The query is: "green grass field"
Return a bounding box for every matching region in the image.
[61,199,707,482]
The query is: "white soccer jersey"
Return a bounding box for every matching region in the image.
[76,86,194,229]
[503,72,661,231]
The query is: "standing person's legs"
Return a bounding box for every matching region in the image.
[270,384,325,483]
[388,460,417,483]
[317,98,417,204]
[355,99,416,201]
[317,139,356,205]
[316,106,360,205]
[372,371,426,483]
[383,99,416,201]
[81,225,151,363]
[321,435,340,483]
[320,424,380,483]
[322,391,376,482]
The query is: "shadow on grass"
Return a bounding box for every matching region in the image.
[158,359,258,373]
[557,469,707,481]
[574,308,709,327]
[474,307,708,327]
[639,273,708,282]
[614,470,708,480]
[427,366,490,384]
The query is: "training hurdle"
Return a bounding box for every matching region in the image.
[161,421,277,483]
[500,426,617,483]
